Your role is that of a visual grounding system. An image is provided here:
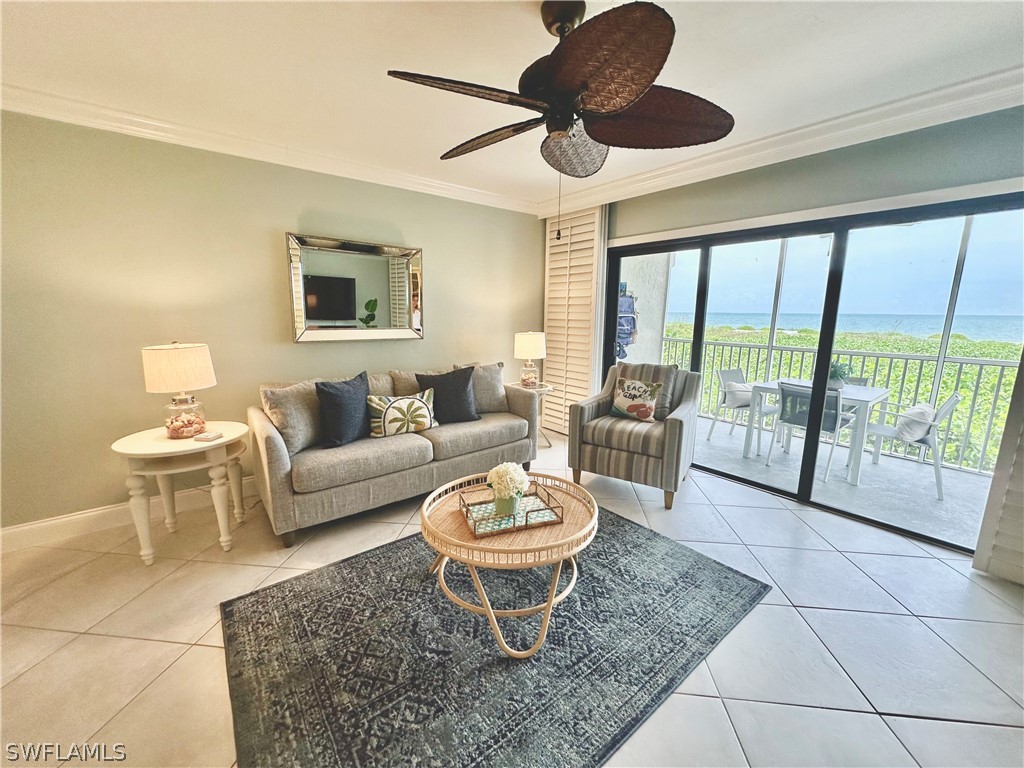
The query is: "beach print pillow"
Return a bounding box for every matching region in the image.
[611,378,663,423]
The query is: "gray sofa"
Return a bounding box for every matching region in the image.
[247,366,540,545]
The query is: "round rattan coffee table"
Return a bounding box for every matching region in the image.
[420,472,599,658]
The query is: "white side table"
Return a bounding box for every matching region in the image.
[507,382,555,448]
[111,420,249,565]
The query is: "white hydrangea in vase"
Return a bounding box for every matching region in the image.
[486,462,530,518]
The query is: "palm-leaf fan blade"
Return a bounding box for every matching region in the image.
[540,123,609,178]
[387,70,549,113]
[583,85,735,148]
[547,2,675,115]
[441,116,547,160]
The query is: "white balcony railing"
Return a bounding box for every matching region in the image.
[663,337,1018,474]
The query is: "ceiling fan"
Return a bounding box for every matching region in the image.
[388,1,734,178]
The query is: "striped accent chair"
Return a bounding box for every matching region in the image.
[569,362,702,509]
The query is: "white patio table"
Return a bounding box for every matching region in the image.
[742,378,890,485]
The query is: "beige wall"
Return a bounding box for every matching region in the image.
[619,253,670,365]
[1,113,544,527]
[609,107,1024,240]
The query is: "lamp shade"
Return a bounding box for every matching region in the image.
[514,331,546,360]
[142,343,217,393]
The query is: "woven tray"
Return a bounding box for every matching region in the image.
[460,483,564,538]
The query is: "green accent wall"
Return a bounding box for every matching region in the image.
[1,113,544,527]
[609,108,1024,241]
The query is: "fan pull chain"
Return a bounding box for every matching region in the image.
[555,173,563,241]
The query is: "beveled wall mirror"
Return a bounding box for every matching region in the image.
[287,233,423,342]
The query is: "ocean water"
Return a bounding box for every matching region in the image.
[663,313,1024,342]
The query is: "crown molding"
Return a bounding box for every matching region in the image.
[5,67,1022,221]
[1,84,540,215]
[538,68,1024,218]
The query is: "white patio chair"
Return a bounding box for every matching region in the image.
[706,368,779,455]
[766,382,855,482]
[866,393,963,500]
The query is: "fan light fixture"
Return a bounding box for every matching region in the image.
[388,1,734,179]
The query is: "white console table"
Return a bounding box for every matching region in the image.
[111,421,249,565]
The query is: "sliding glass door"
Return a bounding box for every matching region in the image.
[694,235,832,495]
[662,249,700,369]
[810,210,1024,547]
[616,248,699,367]
[607,192,1023,548]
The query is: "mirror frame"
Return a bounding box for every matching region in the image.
[287,233,423,342]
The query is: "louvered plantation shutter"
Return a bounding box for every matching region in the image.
[542,207,607,434]
[973,355,1024,585]
[389,259,408,328]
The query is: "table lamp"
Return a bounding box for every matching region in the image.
[142,342,217,438]
[514,331,546,388]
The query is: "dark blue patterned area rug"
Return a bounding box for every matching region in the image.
[221,509,769,768]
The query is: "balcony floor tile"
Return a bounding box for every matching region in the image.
[695,416,991,548]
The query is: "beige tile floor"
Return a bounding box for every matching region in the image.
[2,434,1022,767]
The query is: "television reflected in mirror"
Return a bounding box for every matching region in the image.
[303,274,356,322]
[287,233,423,342]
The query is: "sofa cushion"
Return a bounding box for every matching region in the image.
[291,433,434,492]
[416,412,528,461]
[455,362,509,413]
[389,368,450,397]
[417,367,479,424]
[316,373,370,447]
[582,415,665,458]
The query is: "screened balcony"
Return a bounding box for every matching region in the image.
[669,336,1017,548]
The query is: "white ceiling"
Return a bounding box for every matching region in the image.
[3,1,1022,216]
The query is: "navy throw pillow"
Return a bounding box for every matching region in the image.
[316,372,370,447]
[416,367,480,424]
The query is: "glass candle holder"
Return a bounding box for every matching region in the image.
[164,394,207,439]
[519,361,539,388]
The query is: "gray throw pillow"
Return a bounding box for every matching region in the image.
[416,367,480,424]
[454,362,509,413]
[367,372,395,397]
[259,381,320,455]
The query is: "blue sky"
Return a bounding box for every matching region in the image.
[665,209,1024,317]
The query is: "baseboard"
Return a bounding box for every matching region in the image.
[0,476,260,553]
